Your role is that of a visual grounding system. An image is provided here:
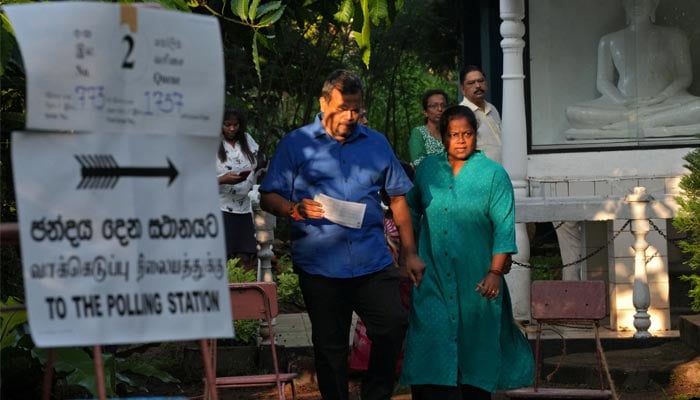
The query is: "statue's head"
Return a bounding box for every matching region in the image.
[623,0,660,23]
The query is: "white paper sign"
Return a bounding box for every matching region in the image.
[12,132,233,347]
[314,193,366,229]
[6,3,233,347]
[4,3,224,136]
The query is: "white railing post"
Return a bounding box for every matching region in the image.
[250,183,277,344]
[251,184,276,284]
[626,187,652,339]
[500,0,531,321]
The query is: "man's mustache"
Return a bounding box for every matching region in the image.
[474,88,485,95]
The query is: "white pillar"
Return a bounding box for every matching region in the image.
[500,0,531,321]
[626,187,652,339]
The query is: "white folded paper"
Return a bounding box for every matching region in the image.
[314,193,366,229]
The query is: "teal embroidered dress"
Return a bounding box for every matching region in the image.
[400,151,534,392]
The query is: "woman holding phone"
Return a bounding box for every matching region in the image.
[217,108,259,269]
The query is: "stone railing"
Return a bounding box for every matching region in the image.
[514,185,680,336]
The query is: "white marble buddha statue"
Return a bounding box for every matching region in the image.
[566,0,700,139]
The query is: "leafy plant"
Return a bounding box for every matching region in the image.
[0,297,179,397]
[673,147,700,311]
[227,257,257,283]
[198,0,287,81]
[529,254,563,281]
[227,258,260,345]
[275,255,305,309]
[0,296,26,351]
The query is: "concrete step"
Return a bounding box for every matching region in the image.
[680,314,700,351]
[540,340,698,392]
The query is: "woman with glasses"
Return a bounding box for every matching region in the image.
[408,89,449,167]
[217,108,259,269]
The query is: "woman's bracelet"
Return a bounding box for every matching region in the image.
[488,268,503,277]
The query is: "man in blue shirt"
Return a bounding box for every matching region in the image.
[260,70,425,400]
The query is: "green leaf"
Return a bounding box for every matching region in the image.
[334,0,354,24]
[64,359,104,396]
[256,32,273,50]
[115,372,138,390]
[248,0,261,21]
[118,357,180,383]
[252,31,262,82]
[0,297,27,350]
[0,14,15,36]
[256,5,285,27]
[227,258,257,282]
[255,1,282,19]
[231,0,250,22]
[0,13,17,78]
[357,0,371,67]
[152,0,191,11]
[368,0,389,25]
[33,347,92,374]
[32,347,113,396]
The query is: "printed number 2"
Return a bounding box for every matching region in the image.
[122,35,135,69]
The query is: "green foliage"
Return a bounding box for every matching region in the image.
[333,0,398,67]
[114,355,180,394]
[220,0,286,81]
[227,257,257,282]
[679,275,700,311]
[0,14,15,77]
[673,147,700,312]
[529,254,563,281]
[275,255,305,309]
[1,297,179,397]
[0,296,27,350]
[226,258,260,345]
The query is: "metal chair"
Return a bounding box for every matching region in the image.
[206,282,297,400]
[506,280,616,399]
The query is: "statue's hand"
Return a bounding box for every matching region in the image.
[641,94,668,107]
[624,95,667,108]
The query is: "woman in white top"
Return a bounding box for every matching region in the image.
[217,109,259,269]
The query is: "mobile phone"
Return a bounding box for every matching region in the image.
[239,170,252,178]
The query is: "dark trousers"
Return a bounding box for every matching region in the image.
[297,265,407,400]
[411,384,492,400]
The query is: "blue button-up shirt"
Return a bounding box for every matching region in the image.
[260,114,413,278]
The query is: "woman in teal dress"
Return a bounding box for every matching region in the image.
[400,105,533,399]
[408,89,448,167]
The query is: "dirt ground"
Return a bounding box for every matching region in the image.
[150,354,700,400]
[120,339,700,400]
[170,374,700,400]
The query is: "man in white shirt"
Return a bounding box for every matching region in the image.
[459,65,502,163]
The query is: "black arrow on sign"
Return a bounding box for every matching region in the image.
[75,154,179,189]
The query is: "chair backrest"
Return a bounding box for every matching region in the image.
[531,280,606,321]
[229,282,279,321]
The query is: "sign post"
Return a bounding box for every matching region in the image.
[5,3,233,398]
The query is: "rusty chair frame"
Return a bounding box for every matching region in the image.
[205,282,297,400]
[507,280,616,399]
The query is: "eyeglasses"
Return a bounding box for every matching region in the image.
[427,103,447,110]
